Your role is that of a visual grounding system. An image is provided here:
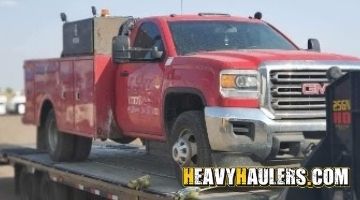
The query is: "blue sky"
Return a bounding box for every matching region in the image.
[0,0,359,90]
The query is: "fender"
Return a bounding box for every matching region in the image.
[35,96,54,127]
[163,87,208,107]
[162,87,208,138]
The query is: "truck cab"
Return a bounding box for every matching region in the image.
[111,14,360,175]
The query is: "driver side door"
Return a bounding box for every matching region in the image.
[116,22,166,136]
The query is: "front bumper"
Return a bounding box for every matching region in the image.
[205,107,326,161]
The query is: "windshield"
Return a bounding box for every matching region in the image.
[169,21,297,55]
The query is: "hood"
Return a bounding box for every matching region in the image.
[182,50,360,69]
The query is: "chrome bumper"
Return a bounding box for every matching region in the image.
[205,107,326,161]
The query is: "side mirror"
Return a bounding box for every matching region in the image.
[308,38,321,52]
[112,35,131,63]
[112,35,164,62]
[151,47,164,60]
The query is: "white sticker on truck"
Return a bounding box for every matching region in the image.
[165,57,174,66]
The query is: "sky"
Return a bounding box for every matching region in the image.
[0,0,359,90]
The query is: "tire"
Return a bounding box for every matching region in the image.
[39,174,53,200]
[45,110,75,162]
[19,168,32,200]
[39,174,71,200]
[31,172,42,200]
[72,189,90,200]
[36,126,48,151]
[169,111,212,181]
[17,103,26,115]
[72,136,92,161]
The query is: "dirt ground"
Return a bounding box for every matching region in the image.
[0,115,36,200]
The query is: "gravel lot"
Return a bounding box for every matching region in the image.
[0,115,36,200]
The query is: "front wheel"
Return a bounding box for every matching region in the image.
[169,111,212,181]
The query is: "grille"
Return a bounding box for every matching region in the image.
[270,70,328,111]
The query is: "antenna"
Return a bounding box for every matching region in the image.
[91,6,97,17]
[60,12,67,22]
[181,0,183,15]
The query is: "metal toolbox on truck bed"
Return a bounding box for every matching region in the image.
[62,17,128,57]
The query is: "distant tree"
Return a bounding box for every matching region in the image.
[5,87,13,94]
[4,87,15,99]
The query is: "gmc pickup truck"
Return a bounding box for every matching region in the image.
[23,11,360,179]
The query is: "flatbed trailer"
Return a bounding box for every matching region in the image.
[0,143,281,200]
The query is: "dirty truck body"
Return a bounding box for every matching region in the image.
[23,14,360,167]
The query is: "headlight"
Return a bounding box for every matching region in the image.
[235,75,258,89]
[220,70,259,98]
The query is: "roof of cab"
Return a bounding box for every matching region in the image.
[142,14,264,23]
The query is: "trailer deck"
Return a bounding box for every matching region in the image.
[0,143,281,200]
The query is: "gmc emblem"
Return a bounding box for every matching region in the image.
[302,83,329,95]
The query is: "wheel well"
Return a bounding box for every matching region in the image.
[164,93,205,132]
[39,100,53,127]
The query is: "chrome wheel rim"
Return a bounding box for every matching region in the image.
[172,129,198,166]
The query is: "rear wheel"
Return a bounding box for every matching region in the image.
[73,136,92,161]
[36,126,48,151]
[39,174,71,200]
[46,110,75,161]
[19,168,32,200]
[45,110,92,162]
[72,189,90,200]
[169,111,212,181]
[39,174,53,200]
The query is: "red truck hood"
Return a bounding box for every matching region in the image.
[182,50,360,69]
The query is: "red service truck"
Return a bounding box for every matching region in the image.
[23,11,360,179]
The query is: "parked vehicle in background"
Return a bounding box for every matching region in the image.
[7,92,26,115]
[0,95,7,115]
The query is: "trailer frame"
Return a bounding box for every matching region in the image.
[0,144,280,200]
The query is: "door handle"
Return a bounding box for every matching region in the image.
[75,91,80,101]
[120,71,129,77]
[61,91,66,100]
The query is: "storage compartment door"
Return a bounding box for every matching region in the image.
[74,59,95,136]
[58,61,75,131]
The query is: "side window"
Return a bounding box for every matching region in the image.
[133,22,164,60]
